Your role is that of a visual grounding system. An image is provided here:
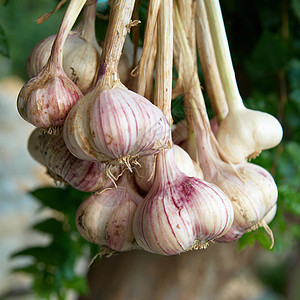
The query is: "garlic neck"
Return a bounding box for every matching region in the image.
[96,0,135,89]
[80,1,97,43]
[154,148,181,185]
[49,0,87,71]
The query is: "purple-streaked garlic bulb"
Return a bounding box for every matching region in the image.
[63,85,171,166]
[28,128,118,192]
[133,148,234,256]
[134,144,203,193]
[76,171,143,251]
[17,0,86,129]
[27,2,101,95]
[63,0,171,167]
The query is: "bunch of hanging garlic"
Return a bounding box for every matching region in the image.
[19,0,282,256]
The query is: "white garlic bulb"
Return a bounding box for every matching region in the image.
[216,107,283,163]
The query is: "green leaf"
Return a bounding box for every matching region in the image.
[63,276,89,295]
[33,218,64,235]
[0,24,9,57]
[279,185,300,216]
[13,264,38,275]
[246,30,288,77]
[291,0,300,23]
[12,246,60,265]
[31,186,89,214]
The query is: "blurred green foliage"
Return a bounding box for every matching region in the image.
[1,0,299,299]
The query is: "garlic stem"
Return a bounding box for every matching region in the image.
[97,0,136,88]
[144,22,157,100]
[49,0,87,70]
[154,0,173,124]
[176,0,196,134]
[137,0,161,96]
[195,0,228,121]
[173,2,208,127]
[202,0,243,111]
[80,1,97,43]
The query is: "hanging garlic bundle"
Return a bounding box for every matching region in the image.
[17,0,86,129]
[28,128,118,192]
[27,1,101,95]
[133,0,234,256]
[63,0,171,168]
[76,171,143,252]
[173,4,277,247]
[201,0,283,163]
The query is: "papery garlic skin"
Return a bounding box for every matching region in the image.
[17,69,82,128]
[216,108,283,163]
[28,128,115,192]
[27,33,101,95]
[133,148,234,256]
[63,87,171,165]
[76,173,143,251]
[215,162,278,242]
[135,144,203,193]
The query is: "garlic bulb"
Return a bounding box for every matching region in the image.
[63,87,171,165]
[76,171,143,251]
[17,0,85,129]
[28,128,117,192]
[192,105,278,244]
[27,2,101,95]
[173,0,278,245]
[134,144,203,193]
[216,108,283,163]
[63,1,171,167]
[133,148,234,255]
[202,0,282,163]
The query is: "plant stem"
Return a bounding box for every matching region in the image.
[173,1,207,125]
[97,0,136,89]
[80,1,97,43]
[195,0,228,121]
[144,22,157,100]
[49,0,87,70]
[203,0,243,111]
[154,0,173,124]
[137,0,161,96]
